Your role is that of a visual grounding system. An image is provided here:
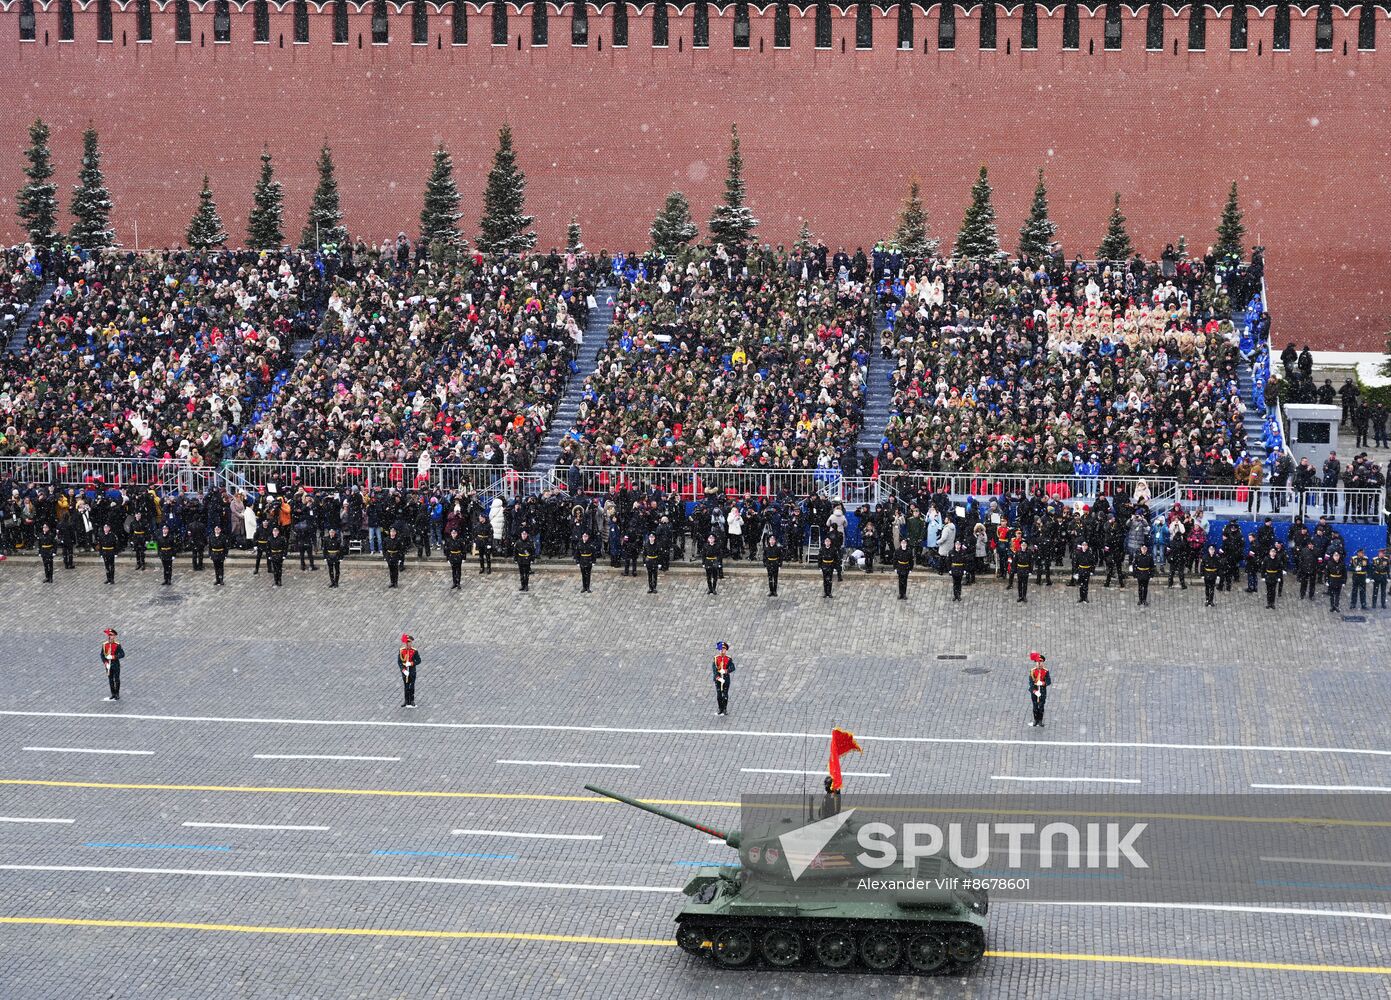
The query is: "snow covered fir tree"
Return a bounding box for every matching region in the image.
[300,144,348,251]
[246,147,284,250]
[419,143,463,249]
[1214,181,1246,260]
[566,215,584,254]
[1097,192,1134,261]
[893,177,937,257]
[69,126,114,250]
[650,191,698,255]
[16,118,58,247]
[477,125,535,254]
[707,124,758,253]
[1017,168,1056,260]
[954,166,1000,260]
[186,175,228,250]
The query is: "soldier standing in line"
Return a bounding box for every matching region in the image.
[762,535,783,597]
[1133,543,1155,606]
[37,523,56,582]
[644,531,663,594]
[187,513,206,572]
[101,628,124,701]
[1325,550,1347,613]
[819,533,839,599]
[1012,540,1033,604]
[267,524,290,587]
[949,540,968,602]
[473,513,493,575]
[383,526,406,589]
[703,533,722,595]
[1072,540,1095,603]
[156,525,179,586]
[59,505,76,570]
[98,522,120,585]
[129,511,150,572]
[515,530,534,591]
[1263,545,1283,609]
[894,539,913,600]
[209,524,229,585]
[1371,549,1390,609]
[398,634,421,708]
[1200,543,1222,606]
[444,527,467,589]
[253,517,270,575]
[322,528,344,588]
[712,641,735,717]
[1349,549,1370,610]
[1028,651,1051,728]
[575,531,598,593]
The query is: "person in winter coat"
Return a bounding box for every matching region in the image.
[936,519,957,573]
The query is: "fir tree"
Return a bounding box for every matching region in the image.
[1017,167,1057,261]
[954,166,1001,260]
[16,118,58,247]
[707,124,758,253]
[69,126,115,250]
[186,175,228,251]
[650,191,698,255]
[246,147,285,250]
[477,125,536,254]
[1177,234,1189,259]
[1214,181,1246,261]
[300,143,348,251]
[893,177,937,258]
[1097,192,1134,261]
[794,218,815,255]
[419,143,463,249]
[566,215,584,254]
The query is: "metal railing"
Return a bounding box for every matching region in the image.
[877,471,1176,506]
[1173,483,1385,524]
[221,459,511,496]
[0,455,186,490]
[554,466,844,501]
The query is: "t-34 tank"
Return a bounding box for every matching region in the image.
[587,784,988,974]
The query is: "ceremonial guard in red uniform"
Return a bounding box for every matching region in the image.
[712,642,735,717]
[398,634,421,708]
[1028,650,1051,728]
[101,628,124,701]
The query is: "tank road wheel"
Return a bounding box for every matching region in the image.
[906,933,948,973]
[859,929,903,971]
[676,924,708,955]
[760,927,803,968]
[711,927,755,968]
[946,931,986,966]
[813,929,856,969]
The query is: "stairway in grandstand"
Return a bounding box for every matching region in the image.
[1237,355,1268,465]
[853,311,894,456]
[5,278,56,354]
[533,285,615,471]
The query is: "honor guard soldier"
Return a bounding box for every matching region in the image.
[819,535,839,598]
[1349,549,1370,610]
[762,536,783,597]
[37,523,56,582]
[1200,543,1222,606]
[473,514,494,574]
[1263,546,1283,609]
[383,526,406,589]
[322,528,344,588]
[949,541,968,601]
[515,531,535,591]
[98,522,121,585]
[267,524,290,587]
[894,539,913,600]
[208,525,229,585]
[1372,549,1390,609]
[1028,651,1051,727]
[712,642,735,717]
[703,534,722,595]
[253,518,270,575]
[1325,550,1347,613]
[101,628,124,701]
[644,532,663,594]
[575,531,599,592]
[444,527,467,589]
[398,634,421,708]
[1133,543,1156,606]
[187,515,206,571]
[129,512,150,571]
[1012,540,1033,603]
[1072,541,1095,603]
[156,525,179,586]
[59,506,76,569]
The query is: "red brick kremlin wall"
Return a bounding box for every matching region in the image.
[2,1,1388,349]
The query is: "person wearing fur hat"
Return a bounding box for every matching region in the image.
[398,634,421,708]
[712,642,735,717]
[1028,651,1051,728]
[101,628,124,701]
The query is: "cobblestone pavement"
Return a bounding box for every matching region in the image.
[1,556,1389,999]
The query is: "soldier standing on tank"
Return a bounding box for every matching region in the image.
[644,531,663,594]
[444,527,466,589]
[156,525,178,586]
[1072,540,1095,603]
[515,530,534,591]
[37,523,56,582]
[1133,543,1155,606]
[98,522,120,585]
[1371,549,1390,609]
[762,535,783,596]
[101,628,124,701]
[894,539,913,599]
[209,524,229,585]
[1028,651,1051,727]
[712,642,735,717]
[322,528,343,588]
[575,531,598,593]
[398,634,421,708]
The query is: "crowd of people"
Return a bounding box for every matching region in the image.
[0,246,44,350]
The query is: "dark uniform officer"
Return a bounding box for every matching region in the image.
[703,534,722,595]
[267,525,290,587]
[156,526,179,586]
[1012,541,1033,603]
[644,532,663,594]
[444,527,467,589]
[515,530,534,591]
[208,525,229,585]
[129,513,150,571]
[762,536,783,597]
[819,536,840,598]
[398,634,421,707]
[322,528,344,588]
[101,628,124,700]
[892,539,913,599]
[1072,542,1095,603]
[1371,549,1390,609]
[1325,551,1347,613]
[1349,550,1370,610]
[1263,546,1283,609]
[1132,544,1155,606]
[474,515,493,574]
[98,523,120,584]
[1028,651,1051,727]
[712,642,735,717]
[1200,544,1222,606]
[253,518,270,575]
[187,515,206,571]
[37,523,56,582]
[575,532,598,592]
[383,527,406,589]
[949,541,968,601]
[58,507,76,569]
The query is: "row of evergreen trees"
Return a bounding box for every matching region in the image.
[17,119,1247,263]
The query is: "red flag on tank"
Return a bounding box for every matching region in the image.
[827,727,862,793]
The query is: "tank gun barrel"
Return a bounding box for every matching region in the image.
[585,784,741,849]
